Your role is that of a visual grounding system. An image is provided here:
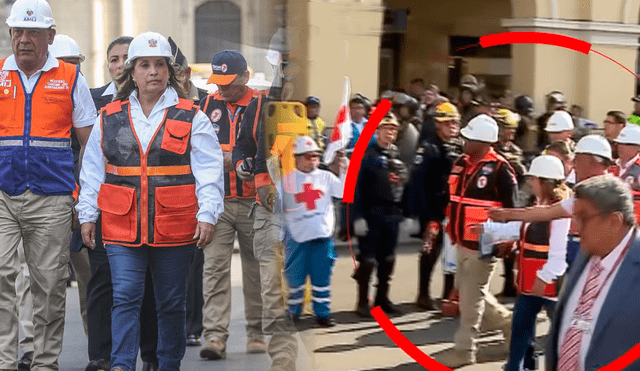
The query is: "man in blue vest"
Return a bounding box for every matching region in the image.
[0,0,96,370]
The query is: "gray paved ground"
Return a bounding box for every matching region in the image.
[47,231,551,370]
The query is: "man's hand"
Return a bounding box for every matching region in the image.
[193,222,215,248]
[236,158,254,182]
[531,277,546,297]
[81,222,96,249]
[495,241,515,258]
[223,152,234,173]
[354,218,369,237]
[328,150,347,175]
[257,184,277,213]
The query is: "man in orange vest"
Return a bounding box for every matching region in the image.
[434,114,517,369]
[0,0,96,369]
[198,50,267,360]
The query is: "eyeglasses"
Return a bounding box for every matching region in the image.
[604,119,620,125]
[302,153,321,160]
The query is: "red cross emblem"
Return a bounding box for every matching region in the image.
[295,183,323,210]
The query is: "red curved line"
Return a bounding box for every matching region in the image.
[342,99,392,203]
[591,49,640,82]
[371,306,454,371]
[480,32,591,54]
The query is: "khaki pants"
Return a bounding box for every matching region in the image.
[0,190,72,371]
[454,246,512,356]
[17,241,34,355]
[202,198,263,343]
[253,205,297,368]
[69,248,90,336]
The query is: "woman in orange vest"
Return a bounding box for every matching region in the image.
[76,32,224,371]
[481,155,571,371]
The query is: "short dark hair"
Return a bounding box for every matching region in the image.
[107,36,134,56]
[606,110,626,124]
[575,175,635,226]
[410,78,425,87]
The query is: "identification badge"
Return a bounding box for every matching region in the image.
[571,317,591,332]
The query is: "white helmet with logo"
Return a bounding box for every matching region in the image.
[49,34,84,62]
[545,111,574,132]
[615,124,640,146]
[6,0,55,29]
[293,135,321,155]
[125,32,173,68]
[526,155,565,180]
[460,114,499,143]
[575,134,612,161]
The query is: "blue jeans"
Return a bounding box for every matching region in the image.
[506,294,556,371]
[283,236,336,319]
[106,244,195,371]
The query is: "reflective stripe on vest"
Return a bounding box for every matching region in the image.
[201,88,261,199]
[0,59,77,196]
[518,222,557,298]
[98,99,199,248]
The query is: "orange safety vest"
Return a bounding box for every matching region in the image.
[618,156,640,223]
[517,221,558,298]
[0,58,78,196]
[97,99,200,247]
[447,149,514,250]
[201,88,265,199]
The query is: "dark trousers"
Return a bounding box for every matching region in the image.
[355,211,401,304]
[185,248,204,337]
[85,219,159,364]
[506,295,555,371]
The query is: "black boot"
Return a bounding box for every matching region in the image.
[374,257,401,315]
[442,273,455,300]
[353,258,375,318]
[416,228,444,310]
[416,251,435,310]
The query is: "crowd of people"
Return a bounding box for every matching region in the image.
[3,0,640,370]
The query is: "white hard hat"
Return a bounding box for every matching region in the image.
[49,34,84,62]
[615,124,640,146]
[460,114,499,143]
[6,0,55,29]
[545,111,574,132]
[293,135,321,155]
[526,155,565,180]
[575,134,612,161]
[125,32,173,68]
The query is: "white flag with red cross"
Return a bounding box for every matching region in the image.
[323,76,352,165]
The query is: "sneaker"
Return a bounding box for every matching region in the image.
[433,348,475,369]
[246,335,267,354]
[200,338,226,360]
[18,351,33,371]
[186,334,201,346]
[85,359,110,371]
[316,317,335,328]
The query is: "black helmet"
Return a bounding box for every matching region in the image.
[350,93,372,112]
[514,95,534,115]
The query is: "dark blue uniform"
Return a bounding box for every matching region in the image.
[353,142,407,314]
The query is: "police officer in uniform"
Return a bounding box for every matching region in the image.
[352,113,409,316]
[434,114,517,369]
[404,102,460,310]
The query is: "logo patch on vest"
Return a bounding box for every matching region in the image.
[481,164,494,174]
[210,108,222,123]
[211,123,220,133]
[0,71,11,88]
[477,175,487,189]
[44,79,69,90]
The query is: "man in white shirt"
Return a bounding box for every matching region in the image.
[0,1,96,369]
[280,136,347,327]
[546,175,640,371]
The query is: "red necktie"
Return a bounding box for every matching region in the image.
[557,258,604,371]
